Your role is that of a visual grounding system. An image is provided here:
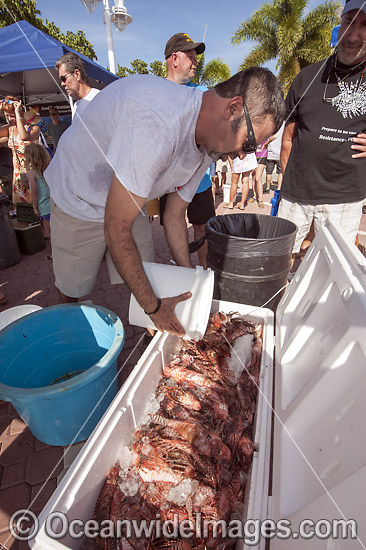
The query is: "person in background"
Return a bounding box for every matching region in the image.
[265,122,285,192]
[55,53,99,120]
[0,137,13,201]
[278,0,366,258]
[47,107,70,151]
[214,159,230,196]
[249,139,272,208]
[44,68,285,336]
[0,97,40,207]
[24,142,51,239]
[226,153,257,209]
[160,33,215,269]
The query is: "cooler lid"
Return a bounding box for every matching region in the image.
[272,220,366,547]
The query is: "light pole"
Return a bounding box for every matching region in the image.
[80,0,133,74]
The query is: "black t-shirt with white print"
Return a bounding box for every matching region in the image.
[281,56,366,205]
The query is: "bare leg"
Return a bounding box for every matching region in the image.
[192,223,207,269]
[221,172,226,189]
[227,172,240,208]
[212,173,219,195]
[254,164,265,205]
[58,289,78,303]
[41,218,51,239]
[265,173,272,192]
[237,172,250,208]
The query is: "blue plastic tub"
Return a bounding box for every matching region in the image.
[0,304,125,446]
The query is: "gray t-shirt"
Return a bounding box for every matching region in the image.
[45,74,211,222]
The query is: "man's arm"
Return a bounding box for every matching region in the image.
[105,175,191,336]
[163,192,192,268]
[280,121,298,173]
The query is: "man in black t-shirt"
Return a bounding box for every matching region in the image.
[279,0,366,255]
[47,107,70,151]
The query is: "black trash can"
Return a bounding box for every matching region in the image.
[0,194,21,270]
[205,213,297,311]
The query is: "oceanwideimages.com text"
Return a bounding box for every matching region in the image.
[10,510,357,545]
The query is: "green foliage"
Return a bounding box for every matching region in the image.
[117,59,167,78]
[0,0,97,60]
[232,0,341,93]
[192,54,231,88]
[149,60,167,78]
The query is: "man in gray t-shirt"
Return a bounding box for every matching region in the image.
[46,69,284,336]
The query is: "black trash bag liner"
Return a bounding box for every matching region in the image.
[205,213,297,257]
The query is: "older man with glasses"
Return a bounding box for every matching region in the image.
[55,53,100,120]
[279,0,366,261]
[47,107,70,151]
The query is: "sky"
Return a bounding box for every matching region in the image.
[35,0,333,76]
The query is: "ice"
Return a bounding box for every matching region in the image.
[166,479,199,505]
[227,334,254,381]
[118,445,133,469]
[118,475,140,497]
[139,390,161,424]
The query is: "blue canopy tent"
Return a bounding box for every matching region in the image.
[0,20,118,107]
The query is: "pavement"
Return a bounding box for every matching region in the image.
[0,179,366,550]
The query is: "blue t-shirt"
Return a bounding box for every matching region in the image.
[186,81,212,194]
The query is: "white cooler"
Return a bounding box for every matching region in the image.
[30,220,366,550]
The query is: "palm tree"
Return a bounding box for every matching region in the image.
[192,54,231,88]
[231,0,341,93]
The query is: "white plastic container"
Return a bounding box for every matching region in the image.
[129,261,214,341]
[0,304,42,332]
[223,182,231,204]
[30,221,366,550]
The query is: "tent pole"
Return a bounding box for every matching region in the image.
[22,71,26,106]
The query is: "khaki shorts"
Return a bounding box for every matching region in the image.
[278,197,363,254]
[51,201,155,298]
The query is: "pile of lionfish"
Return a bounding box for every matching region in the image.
[93,312,263,550]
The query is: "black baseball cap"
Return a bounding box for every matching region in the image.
[165,33,205,59]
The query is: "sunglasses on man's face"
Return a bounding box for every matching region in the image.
[59,72,74,83]
[241,102,257,154]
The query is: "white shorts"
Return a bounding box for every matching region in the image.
[51,201,155,298]
[232,153,257,174]
[278,198,363,253]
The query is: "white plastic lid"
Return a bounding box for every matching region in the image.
[128,262,214,341]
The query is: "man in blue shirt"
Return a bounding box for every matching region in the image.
[160,33,216,268]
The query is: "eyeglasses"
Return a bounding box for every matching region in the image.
[59,72,74,83]
[2,99,14,105]
[242,102,257,154]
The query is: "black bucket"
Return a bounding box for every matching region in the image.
[0,194,21,270]
[205,213,297,311]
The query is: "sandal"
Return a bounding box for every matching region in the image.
[258,201,264,208]
[225,203,234,209]
[236,204,245,210]
[247,198,256,203]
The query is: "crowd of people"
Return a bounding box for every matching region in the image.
[2,0,366,335]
